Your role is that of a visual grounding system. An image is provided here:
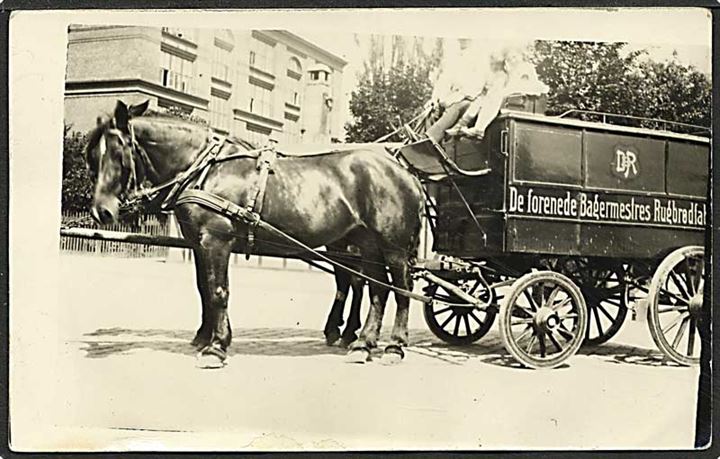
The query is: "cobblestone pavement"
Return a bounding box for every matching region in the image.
[10,254,700,452]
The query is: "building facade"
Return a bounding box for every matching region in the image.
[65,26,347,145]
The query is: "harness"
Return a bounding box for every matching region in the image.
[108,123,277,259]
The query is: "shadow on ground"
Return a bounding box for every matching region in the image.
[77,327,678,368]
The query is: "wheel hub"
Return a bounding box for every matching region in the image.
[688,292,703,319]
[534,307,560,334]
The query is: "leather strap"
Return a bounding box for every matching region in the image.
[244,149,277,259]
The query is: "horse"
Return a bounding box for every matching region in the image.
[85,100,424,368]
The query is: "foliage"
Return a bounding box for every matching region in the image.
[345,36,443,142]
[62,125,93,213]
[530,41,710,129]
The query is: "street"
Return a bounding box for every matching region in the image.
[29,254,700,451]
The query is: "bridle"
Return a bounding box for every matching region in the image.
[95,120,160,204]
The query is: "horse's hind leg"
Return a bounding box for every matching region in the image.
[382,253,413,365]
[340,276,364,348]
[324,268,351,346]
[346,252,389,363]
[190,248,212,347]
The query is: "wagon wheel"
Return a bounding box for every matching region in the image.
[423,277,498,345]
[499,271,587,369]
[568,262,628,346]
[647,246,704,366]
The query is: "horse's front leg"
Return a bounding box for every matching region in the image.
[196,233,233,368]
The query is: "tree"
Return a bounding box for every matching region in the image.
[530,41,710,129]
[345,36,442,142]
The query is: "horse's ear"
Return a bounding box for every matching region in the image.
[114,101,130,132]
[128,100,150,118]
[96,116,104,127]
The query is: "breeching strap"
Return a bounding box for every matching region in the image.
[174,189,431,303]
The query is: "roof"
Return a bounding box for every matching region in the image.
[498,109,710,145]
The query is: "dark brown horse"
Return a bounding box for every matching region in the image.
[85,100,424,367]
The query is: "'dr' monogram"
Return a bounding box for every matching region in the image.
[613,148,639,179]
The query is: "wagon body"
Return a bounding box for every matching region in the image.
[431,111,709,262]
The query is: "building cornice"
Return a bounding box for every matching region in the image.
[65,79,209,110]
[233,108,284,130]
[262,30,348,70]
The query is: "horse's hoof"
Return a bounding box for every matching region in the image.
[196,345,227,369]
[196,353,226,369]
[338,337,356,349]
[380,345,405,366]
[325,332,341,347]
[344,348,371,364]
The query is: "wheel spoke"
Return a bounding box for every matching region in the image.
[658,287,690,305]
[463,313,472,336]
[547,331,563,353]
[543,286,561,309]
[432,306,453,316]
[523,290,540,311]
[538,333,547,357]
[512,317,534,325]
[658,304,687,313]
[596,303,616,322]
[468,310,484,326]
[453,315,461,336]
[559,312,579,320]
[661,313,685,335]
[668,270,690,301]
[515,325,533,343]
[592,306,605,337]
[556,324,576,342]
[525,334,537,353]
[440,312,456,329]
[671,317,689,350]
[550,296,572,311]
[603,297,623,306]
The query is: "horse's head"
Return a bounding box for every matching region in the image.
[85,100,149,224]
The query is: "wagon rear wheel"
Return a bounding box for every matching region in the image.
[647,246,704,366]
[423,278,498,345]
[577,264,628,346]
[499,271,587,369]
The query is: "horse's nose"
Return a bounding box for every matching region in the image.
[92,205,116,225]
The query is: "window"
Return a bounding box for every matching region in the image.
[287,58,302,107]
[212,41,233,83]
[160,50,195,93]
[249,82,273,118]
[209,94,231,134]
[249,38,274,73]
[288,57,302,75]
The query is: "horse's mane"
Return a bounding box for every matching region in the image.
[84,112,261,157]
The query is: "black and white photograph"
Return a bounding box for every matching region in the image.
[9,7,712,452]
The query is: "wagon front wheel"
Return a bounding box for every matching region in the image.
[499,271,587,369]
[647,246,704,366]
[423,278,497,345]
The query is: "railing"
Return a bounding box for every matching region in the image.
[556,109,710,137]
[60,211,170,258]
